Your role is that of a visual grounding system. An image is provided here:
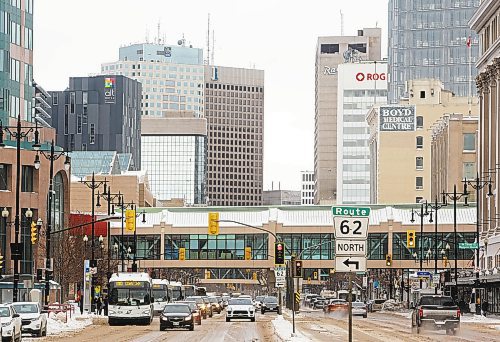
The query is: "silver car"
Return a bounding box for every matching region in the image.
[352,302,368,318]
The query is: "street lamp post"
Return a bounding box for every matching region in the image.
[427,196,446,294]
[34,140,70,306]
[410,201,432,288]
[463,174,493,287]
[79,173,108,311]
[0,116,40,302]
[442,184,467,299]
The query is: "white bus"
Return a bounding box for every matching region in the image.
[108,272,154,325]
[152,279,169,315]
[168,281,183,301]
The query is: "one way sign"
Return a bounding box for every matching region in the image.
[335,256,367,272]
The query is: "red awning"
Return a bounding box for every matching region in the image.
[69,214,108,237]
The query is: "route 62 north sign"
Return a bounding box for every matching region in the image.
[333,217,369,239]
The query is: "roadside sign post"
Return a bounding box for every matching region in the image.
[332,206,370,342]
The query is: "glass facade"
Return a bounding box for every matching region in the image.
[141,135,206,204]
[164,234,268,260]
[111,235,161,260]
[388,0,480,103]
[277,234,335,260]
[392,232,476,260]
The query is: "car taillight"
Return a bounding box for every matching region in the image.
[456,309,460,318]
[418,308,423,318]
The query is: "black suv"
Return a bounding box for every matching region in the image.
[261,296,280,314]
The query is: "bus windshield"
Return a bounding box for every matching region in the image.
[109,281,151,306]
[182,285,196,297]
[153,288,169,302]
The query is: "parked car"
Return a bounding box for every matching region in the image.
[0,304,22,342]
[352,302,368,318]
[12,302,47,337]
[176,301,202,325]
[226,297,255,322]
[261,296,280,314]
[371,299,387,312]
[411,295,460,335]
[160,303,194,331]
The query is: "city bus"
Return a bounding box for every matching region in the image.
[152,279,169,315]
[108,272,154,325]
[168,281,183,301]
[182,284,196,298]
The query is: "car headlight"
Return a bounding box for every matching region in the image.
[109,310,115,315]
[142,310,151,315]
[184,315,192,321]
[160,315,168,321]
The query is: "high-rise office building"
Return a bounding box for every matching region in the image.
[314,28,382,204]
[50,75,142,170]
[204,66,264,206]
[300,171,314,205]
[388,0,480,103]
[336,61,387,204]
[101,42,204,118]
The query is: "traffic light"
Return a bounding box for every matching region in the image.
[36,268,43,282]
[443,256,448,267]
[30,221,37,245]
[313,271,318,280]
[252,272,257,280]
[386,254,392,267]
[205,270,211,279]
[294,260,303,277]
[275,242,285,265]
[125,209,136,232]
[179,247,186,261]
[208,212,219,235]
[245,246,252,260]
[406,230,416,248]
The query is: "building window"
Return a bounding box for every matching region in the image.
[416,196,423,203]
[463,133,475,151]
[320,44,339,54]
[416,116,424,128]
[420,91,425,98]
[70,92,75,114]
[89,123,95,144]
[463,162,476,180]
[77,114,82,134]
[416,157,423,170]
[416,177,423,190]
[416,136,423,149]
[0,164,8,190]
[52,93,58,105]
[21,166,34,192]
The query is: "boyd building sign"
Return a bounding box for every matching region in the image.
[379,105,416,131]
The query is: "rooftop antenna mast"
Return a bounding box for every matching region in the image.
[211,30,215,65]
[340,10,344,36]
[207,13,211,65]
[157,20,161,44]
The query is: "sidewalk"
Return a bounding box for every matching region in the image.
[271,309,311,342]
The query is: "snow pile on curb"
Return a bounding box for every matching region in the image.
[461,314,500,324]
[271,315,311,342]
[47,312,93,336]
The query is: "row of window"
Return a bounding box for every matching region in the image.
[206,83,263,93]
[0,164,35,192]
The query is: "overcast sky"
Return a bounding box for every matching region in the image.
[34,0,389,191]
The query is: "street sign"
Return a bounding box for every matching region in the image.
[332,206,371,217]
[417,271,431,277]
[333,217,369,239]
[335,240,367,256]
[459,242,478,249]
[274,266,286,284]
[275,282,285,288]
[90,267,97,275]
[335,256,367,272]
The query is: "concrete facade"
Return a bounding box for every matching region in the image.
[204,66,264,206]
[314,28,381,205]
[367,79,478,204]
[262,190,300,206]
[431,114,478,200]
[50,76,142,170]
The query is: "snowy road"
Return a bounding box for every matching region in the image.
[24,311,277,342]
[291,309,500,342]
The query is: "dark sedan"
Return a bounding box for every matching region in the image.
[160,304,194,331]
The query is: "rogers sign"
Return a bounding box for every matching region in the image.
[355,72,386,82]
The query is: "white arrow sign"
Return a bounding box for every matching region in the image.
[335,256,367,272]
[334,217,369,239]
[335,240,367,256]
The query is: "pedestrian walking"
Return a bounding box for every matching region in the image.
[97,297,103,316]
[482,299,489,317]
[103,295,109,316]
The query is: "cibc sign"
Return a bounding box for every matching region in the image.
[379,105,416,131]
[355,72,386,82]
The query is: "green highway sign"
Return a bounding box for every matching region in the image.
[332,206,371,217]
[459,242,478,249]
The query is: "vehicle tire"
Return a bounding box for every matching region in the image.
[416,325,420,334]
[363,314,367,318]
[189,324,194,331]
[197,319,201,326]
[261,310,265,314]
[251,317,255,322]
[37,326,44,337]
[42,324,47,337]
[226,317,230,322]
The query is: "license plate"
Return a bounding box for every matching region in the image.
[436,321,445,325]
[173,322,179,326]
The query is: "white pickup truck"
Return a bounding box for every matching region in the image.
[411,295,460,335]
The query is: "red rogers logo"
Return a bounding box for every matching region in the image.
[356,72,386,81]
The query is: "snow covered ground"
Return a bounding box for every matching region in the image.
[23,310,93,341]
[271,315,311,342]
